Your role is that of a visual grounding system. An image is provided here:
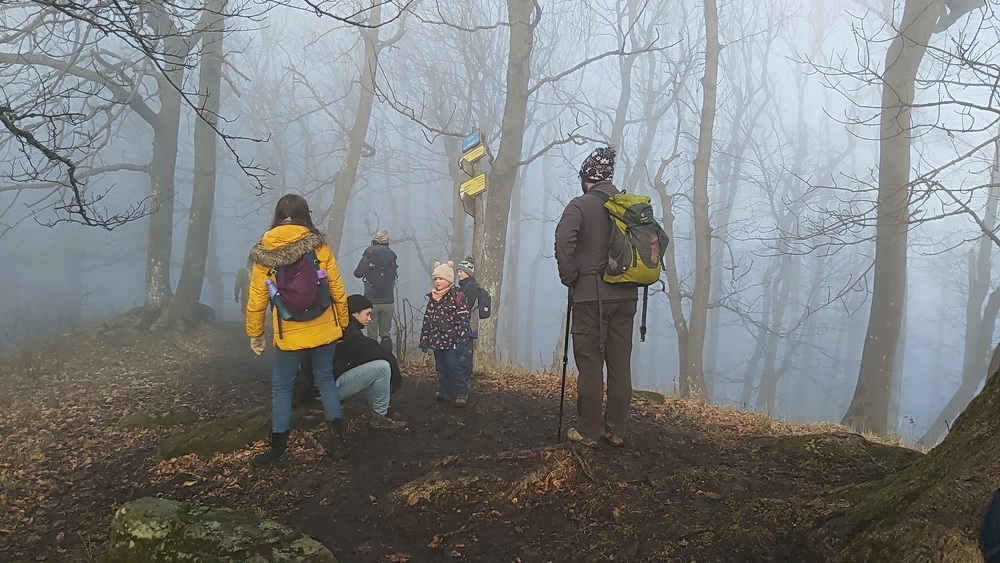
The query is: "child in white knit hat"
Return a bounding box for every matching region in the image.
[419,261,472,406]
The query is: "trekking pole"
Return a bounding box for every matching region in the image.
[557,291,573,443]
[640,285,649,342]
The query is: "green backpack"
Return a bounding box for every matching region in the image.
[595,191,668,286]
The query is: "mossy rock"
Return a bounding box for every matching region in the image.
[102,497,337,562]
[155,407,328,460]
[118,406,198,430]
[633,389,666,403]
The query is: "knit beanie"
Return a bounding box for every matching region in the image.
[373,230,390,245]
[457,258,474,277]
[579,146,616,183]
[347,294,374,314]
[432,260,455,282]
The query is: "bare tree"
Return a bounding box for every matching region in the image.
[162,0,228,328]
[841,0,944,434]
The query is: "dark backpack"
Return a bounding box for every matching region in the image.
[478,287,492,319]
[365,248,397,298]
[268,250,331,323]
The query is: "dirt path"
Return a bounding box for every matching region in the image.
[0,322,919,562]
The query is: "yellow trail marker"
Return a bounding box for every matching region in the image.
[460,173,487,196]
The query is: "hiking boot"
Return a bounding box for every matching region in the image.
[251,431,289,468]
[369,412,407,430]
[380,337,393,351]
[602,431,625,447]
[435,391,450,402]
[566,427,597,448]
[322,419,347,459]
[453,395,468,407]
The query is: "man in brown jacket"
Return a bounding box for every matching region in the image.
[554,146,637,448]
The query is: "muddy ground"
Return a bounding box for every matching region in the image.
[0,321,922,562]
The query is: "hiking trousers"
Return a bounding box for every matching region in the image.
[367,302,394,342]
[571,300,637,440]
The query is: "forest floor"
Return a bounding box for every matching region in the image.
[0,319,924,562]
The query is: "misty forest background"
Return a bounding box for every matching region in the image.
[0,0,996,448]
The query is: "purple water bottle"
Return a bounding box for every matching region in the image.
[317,269,327,279]
[265,279,279,298]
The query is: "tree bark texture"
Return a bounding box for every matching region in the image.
[167,0,226,326]
[841,0,942,434]
[475,0,535,370]
[325,2,381,254]
[682,0,719,400]
[144,10,190,308]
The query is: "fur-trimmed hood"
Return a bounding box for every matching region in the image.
[249,225,324,269]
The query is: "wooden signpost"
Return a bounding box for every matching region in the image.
[458,130,487,268]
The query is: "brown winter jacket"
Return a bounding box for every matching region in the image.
[554,181,638,304]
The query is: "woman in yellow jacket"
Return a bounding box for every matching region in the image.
[245,194,350,467]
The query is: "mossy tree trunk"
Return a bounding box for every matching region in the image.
[816,361,1000,560]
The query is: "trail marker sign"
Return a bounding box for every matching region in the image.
[462,130,482,153]
[461,144,486,164]
[461,173,487,196]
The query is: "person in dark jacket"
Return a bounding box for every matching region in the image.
[419,261,471,406]
[455,258,480,380]
[353,230,397,350]
[334,294,407,430]
[554,146,637,448]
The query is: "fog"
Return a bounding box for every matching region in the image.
[1,0,997,446]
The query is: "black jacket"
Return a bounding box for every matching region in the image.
[353,243,397,304]
[458,275,481,333]
[333,317,402,393]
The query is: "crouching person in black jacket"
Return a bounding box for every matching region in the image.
[334,295,407,429]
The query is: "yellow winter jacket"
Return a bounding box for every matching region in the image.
[244,225,350,351]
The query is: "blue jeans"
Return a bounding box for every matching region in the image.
[456,341,473,379]
[271,343,342,433]
[434,348,467,397]
[336,359,391,415]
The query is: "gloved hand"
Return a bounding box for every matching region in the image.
[419,342,430,353]
[469,330,479,339]
[250,336,265,355]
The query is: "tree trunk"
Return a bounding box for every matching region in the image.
[475,0,535,370]
[815,352,1000,558]
[163,1,225,328]
[500,178,523,364]
[325,3,381,254]
[841,0,940,434]
[919,175,1000,445]
[681,0,720,400]
[206,216,224,320]
[143,12,189,309]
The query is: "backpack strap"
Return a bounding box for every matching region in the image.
[589,189,611,203]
